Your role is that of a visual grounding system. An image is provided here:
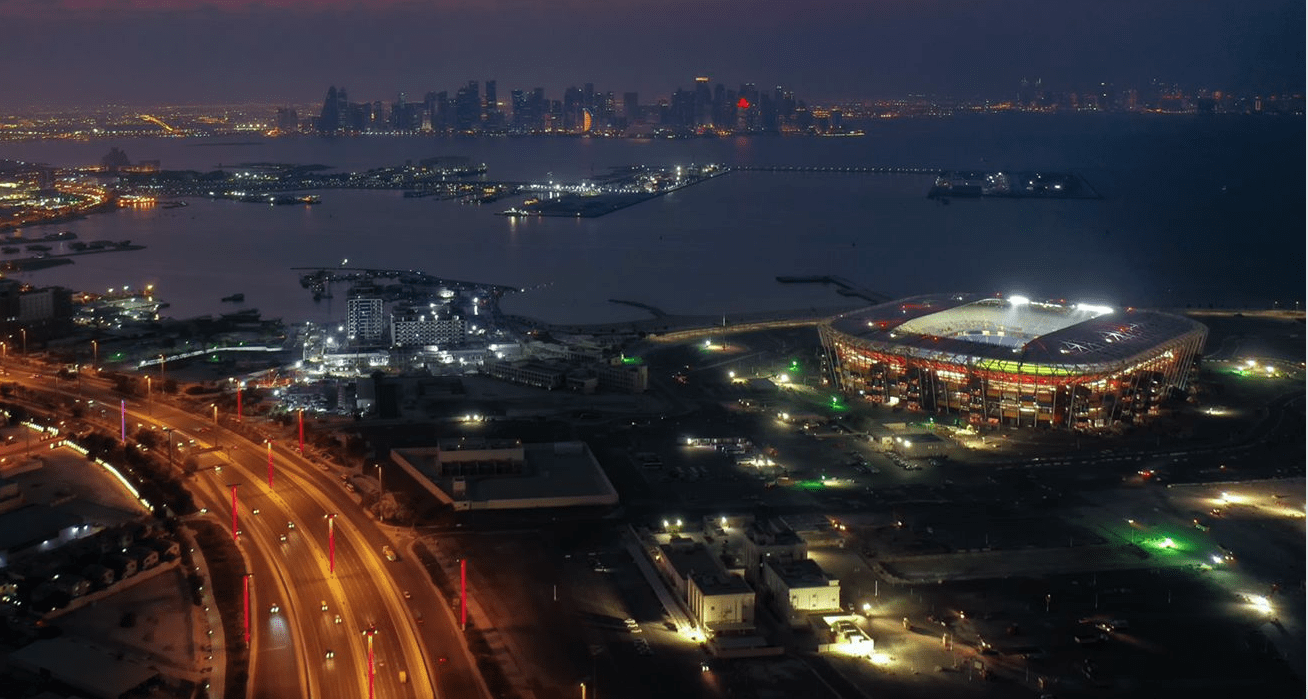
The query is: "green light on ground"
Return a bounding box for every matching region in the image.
[796,480,827,490]
[620,355,642,365]
[1150,533,1191,554]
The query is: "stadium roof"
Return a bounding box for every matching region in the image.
[827,294,1207,370]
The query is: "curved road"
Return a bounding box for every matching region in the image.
[13,367,485,699]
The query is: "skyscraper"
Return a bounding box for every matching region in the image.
[276,107,299,133]
[484,80,501,129]
[347,295,385,346]
[623,92,640,124]
[455,81,480,132]
[317,86,340,133]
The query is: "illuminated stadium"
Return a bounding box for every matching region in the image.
[819,293,1208,429]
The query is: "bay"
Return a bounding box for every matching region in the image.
[2,113,1302,325]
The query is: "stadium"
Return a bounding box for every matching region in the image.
[818,293,1208,429]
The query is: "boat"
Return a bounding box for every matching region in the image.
[1,247,19,254]
[24,244,52,252]
[221,293,245,303]
[498,207,537,217]
[43,231,77,241]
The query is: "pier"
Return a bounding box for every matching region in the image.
[732,165,937,174]
[775,275,892,304]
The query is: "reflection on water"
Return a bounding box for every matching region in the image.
[8,114,1303,325]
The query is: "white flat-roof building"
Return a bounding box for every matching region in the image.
[763,558,841,626]
[654,539,756,632]
[741,522,807,585]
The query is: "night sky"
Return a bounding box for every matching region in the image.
[2,0,1303,108]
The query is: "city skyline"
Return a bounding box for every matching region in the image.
[0,0,1302,109]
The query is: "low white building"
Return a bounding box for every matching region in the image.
[654,539,756,632]
[688,572,755,631]
[763,558,841,626]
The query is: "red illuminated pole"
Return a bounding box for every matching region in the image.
[298,409,304,453]
[120,399,126,444]
[242,573,251,645]
[230,484,240,542]
[363,628,377,699]
[266,441,274,489]
[460,558,468,630]
[327,514,336,574]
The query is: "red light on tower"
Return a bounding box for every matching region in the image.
[266,441,274,489]
[298,409,304,453]
[737,96,751,110]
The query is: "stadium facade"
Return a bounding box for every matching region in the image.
[819,294,1207,429]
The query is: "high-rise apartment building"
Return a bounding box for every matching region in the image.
[347,296,385,346]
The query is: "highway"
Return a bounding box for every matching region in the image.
[10,366,486,699]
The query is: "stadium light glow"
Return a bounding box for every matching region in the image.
[1075,303,1115,315]
[1008,295,1030,306]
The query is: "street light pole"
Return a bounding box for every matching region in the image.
[266,441,274,489]
[376,464,384,522]
[91,339,98,370]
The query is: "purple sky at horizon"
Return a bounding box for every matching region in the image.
[1,0,1302,109]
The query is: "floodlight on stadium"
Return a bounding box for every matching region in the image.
[1075,303,1115,315]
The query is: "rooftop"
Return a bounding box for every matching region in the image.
[827,293,1207,368]
[691,571,753,596]
[10,637,158,699]
[660,541,726,581]
[392,441,618,511]
[765,558,838,588]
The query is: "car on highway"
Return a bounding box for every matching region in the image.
[324,649,334,659]
[383,545,398,562]
[270,603,280,613]
[334,614,342,624]
[403,590,412,599]
[320,600,329,611]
